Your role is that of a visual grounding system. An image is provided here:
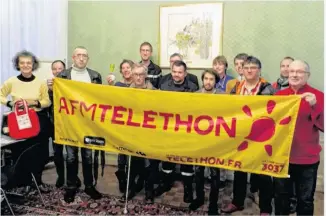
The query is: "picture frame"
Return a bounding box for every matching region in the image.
[159,3,224,69]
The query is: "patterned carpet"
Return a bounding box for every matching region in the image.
[1,185,206,215]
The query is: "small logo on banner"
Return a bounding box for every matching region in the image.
[84,136,105,146]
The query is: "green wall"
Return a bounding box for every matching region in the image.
[68,1,324,90]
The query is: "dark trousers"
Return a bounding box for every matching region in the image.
[66,146,93,189]
[50,123,65,180]
[232,171,273,213]
[195,166,220,206]
[162,161,193,174]
[250,173,259,193]
[117,154,128,170]
[274,162,319,216]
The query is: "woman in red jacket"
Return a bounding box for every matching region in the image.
[274,60,324,216]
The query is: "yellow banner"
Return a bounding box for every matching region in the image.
[53,78,300,178]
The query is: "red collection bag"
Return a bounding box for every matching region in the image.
[7,100,40,139]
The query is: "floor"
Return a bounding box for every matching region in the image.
[42,164,324,215]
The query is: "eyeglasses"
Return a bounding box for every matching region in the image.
[133,73,146,77]
[289,70,310,75]
[75,54,88,59]
[140,49,151,53]
[243,66,259,70]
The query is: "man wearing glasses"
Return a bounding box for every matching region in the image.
[52,46,103,203]
[222,56,275,215]
[274,60,324,215]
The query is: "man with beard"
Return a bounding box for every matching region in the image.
[189,70,223,215]
[159,53,199,90]
[155,60,197,203]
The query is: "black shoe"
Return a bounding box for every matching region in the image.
[76,177,82,188]
[208,205,219,215]
[145,190,154,204]
[85,186,102,200]
[189,198,204,211]
[64,189,76,203]
[56,177,64,188]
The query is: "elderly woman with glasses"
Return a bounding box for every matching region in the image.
[0,50,51,192]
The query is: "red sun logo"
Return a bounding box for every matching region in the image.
[237,100,291,156]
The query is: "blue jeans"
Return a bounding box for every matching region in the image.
[274,162,319,215]
[66,146,93,189]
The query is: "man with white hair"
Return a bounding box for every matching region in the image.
[274,60,324,215]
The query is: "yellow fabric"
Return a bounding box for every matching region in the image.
[54,78,301,177]
[0,76,51,111]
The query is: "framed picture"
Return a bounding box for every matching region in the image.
[159,3,224,69]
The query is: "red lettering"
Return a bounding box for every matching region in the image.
[142,110,157,129]
[208,157,216,165]
[262,163,267,171]
[200,157,208,163]
[268,164,274,171]
[175,114,193,133]
[175,156,180,162]
[80,101,97,121]
[234,161,241,168]
[69,100,79,115]
[58,97,69,114]
[279,165,284,172]
[215,117,236,138]
[187,157,193,163]
[166,155,173,161]
[126,108,141,127]
[98,104,112,122]
[273,165,280,173]
[216,158,224,165]
[111,106,127,125]
[193,115,214,135]
[159,112,174,130]
[228,159,234,166]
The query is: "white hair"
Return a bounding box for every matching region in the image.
[290,60,310,72]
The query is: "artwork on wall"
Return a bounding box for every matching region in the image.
[159,3,224,68]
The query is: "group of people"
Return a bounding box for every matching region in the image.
[0,41,323,216]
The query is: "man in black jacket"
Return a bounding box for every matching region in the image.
[159,53,199,90]
[155,60,197,203]
[47,60,83,189]
[50,46,103,203]
[139,42,162,88]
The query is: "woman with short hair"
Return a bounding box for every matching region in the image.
[0,50,51,191]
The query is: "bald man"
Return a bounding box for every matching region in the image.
[52,46,103,203]
[274,60,324,215]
